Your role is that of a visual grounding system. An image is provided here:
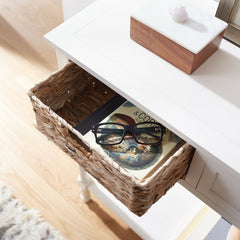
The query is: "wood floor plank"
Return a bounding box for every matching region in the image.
[0,0,141,239]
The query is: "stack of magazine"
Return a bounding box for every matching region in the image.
[74,95,184,180]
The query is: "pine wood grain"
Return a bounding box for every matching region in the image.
[0,1,141,239]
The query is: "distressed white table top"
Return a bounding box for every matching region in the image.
[45,0,240,175]
[131,0,227,53]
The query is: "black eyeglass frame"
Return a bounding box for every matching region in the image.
[92,121,166,146]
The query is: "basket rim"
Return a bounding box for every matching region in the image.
[27,61,74,97]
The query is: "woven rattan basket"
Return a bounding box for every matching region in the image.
[28,62,195,216]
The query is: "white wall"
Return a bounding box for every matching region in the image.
[61,0,96,20]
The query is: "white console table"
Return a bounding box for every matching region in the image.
[45,0,240,239]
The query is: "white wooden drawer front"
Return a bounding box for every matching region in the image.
[197,159,240,225]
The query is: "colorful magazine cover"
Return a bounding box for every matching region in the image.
[84,101,184,180]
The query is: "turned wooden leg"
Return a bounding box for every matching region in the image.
[227,226,240,240]
[77,165,92,203]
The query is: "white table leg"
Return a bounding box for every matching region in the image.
[56,50,68,68]
[77,165,92,202]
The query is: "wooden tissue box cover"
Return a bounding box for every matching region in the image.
[130,0,228,74]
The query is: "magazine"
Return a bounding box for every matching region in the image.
[82,99,184,180]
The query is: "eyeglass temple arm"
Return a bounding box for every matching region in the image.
[94,126,161,133]
[92,128,124,134]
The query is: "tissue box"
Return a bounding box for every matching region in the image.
[130,0,228,74]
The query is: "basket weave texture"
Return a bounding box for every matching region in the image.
[28,62,195,216]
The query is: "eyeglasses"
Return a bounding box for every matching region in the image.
[91,122,165,146]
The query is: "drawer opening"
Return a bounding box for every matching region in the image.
[28,61,195,216]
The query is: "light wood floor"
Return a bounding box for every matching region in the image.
[0,1,141,239]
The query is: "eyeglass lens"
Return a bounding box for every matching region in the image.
[133,122,162,144]
[95,123,125,145]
